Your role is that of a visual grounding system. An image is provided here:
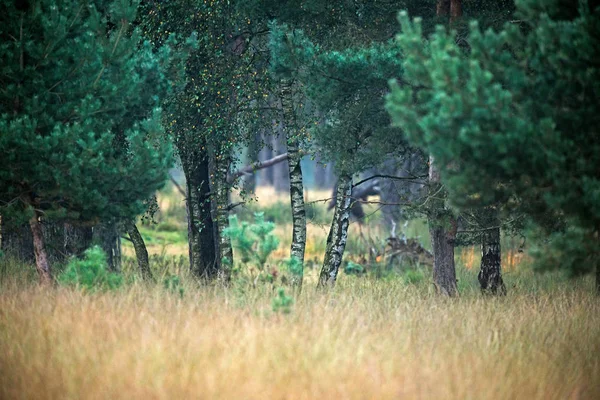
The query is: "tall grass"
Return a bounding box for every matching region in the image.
[0,273,598,400]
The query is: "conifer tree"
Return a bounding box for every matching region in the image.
[0,0,173,282]
[387,0,600,291]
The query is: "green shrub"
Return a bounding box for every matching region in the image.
[58,246,122,291]
[163,274,184,298]
[284,256,304,278]
[402,268,425,285]
[224,213,279,273]
[344,261,366,275]
[271,288,293,314]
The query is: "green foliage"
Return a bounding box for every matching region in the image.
[271,287,293,314]
[224,213,280,271]
[163,274,184,298]
[0,0,174,227]
[344,261,366,276]
[386,1,600,279]
[59,246,122,291]
[284,256,304,278]
[402,268,425,285]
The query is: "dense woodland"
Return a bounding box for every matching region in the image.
[0,0,599,398]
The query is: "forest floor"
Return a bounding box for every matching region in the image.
[0,185,598,399]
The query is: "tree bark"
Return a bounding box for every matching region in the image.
[29,213,52,284]
[450,0,462,23]
[318,175,352,288]
[272,130,290,192]
[125,220,152,281]
[182,149,217,279]
[281,80,306,288]
[437,0,450,16]
[478,223,506,295]
[215,151,233,282]
[428,157,458,296]
[93,222,121,272]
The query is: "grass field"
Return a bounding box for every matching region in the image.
[0,185,598,399]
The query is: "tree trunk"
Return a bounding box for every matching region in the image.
[428,157,458,296]
[183,150,218,279]
[92,222,121,272]
[272,130,289,192]
[29,213,52,284]
[318,175,352,288]
[215,150,233,282]
[478,223,506,295]
[125,220,152,281]
[281,81,306,288]
[450,0,462,23]
[437,0,450,16]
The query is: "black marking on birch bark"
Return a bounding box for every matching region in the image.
[281,80,306,289]
[318,175,352,288]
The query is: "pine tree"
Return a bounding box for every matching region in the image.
[387,0,600,291]
[0,0,173,282]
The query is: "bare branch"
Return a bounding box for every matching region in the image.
[169,174,186,198]
[352,174,428,189]
[227,153,290,184]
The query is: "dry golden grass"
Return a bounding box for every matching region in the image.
[0,277,598,400]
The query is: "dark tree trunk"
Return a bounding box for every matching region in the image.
[182,149,217,279]
[92,222,121,272]
[29,213,52,284]
[318,175,352,288]
[437,0,450,16]
[478,225,506,295]
[450,0,462,23]
[125,220,152,281]
[281,80,306,288]
[428,157,458,296]
[214,150,233,282]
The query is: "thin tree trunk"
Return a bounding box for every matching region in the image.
[272,130,289,192]
[428,157,458,296]
[281,80,306,288]
[29,213,52,284]
[450,0,462,23]
[183,150,217,279]
[215,150,233,282]
[125,220,152,281]
[437,0,450,16]
[478,223,506,295]
[318,175,352,288]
